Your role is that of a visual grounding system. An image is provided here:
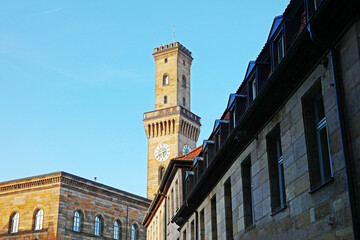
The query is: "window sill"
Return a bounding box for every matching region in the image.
[308,177,334,194]
[270,205,287,216]
[244,224,255,233]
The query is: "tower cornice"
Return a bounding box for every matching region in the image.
[153,42,193,60]
[144,105,201,125]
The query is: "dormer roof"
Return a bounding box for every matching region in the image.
[267,15,284,42]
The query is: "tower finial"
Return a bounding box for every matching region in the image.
[173,25,175,43]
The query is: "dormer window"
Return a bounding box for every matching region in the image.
[276,34,284,64]
[250,76,257,102]
[163,74,169,86]
[216,132,221,152]
[232,110,236,128]
[306,0,322,19]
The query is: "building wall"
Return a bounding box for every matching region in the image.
[57,175,150,240]
[0,174,62,240]
[338,20,360,220]
[0,172,151,240]
[178,20,359,240]
[147,201,165,240]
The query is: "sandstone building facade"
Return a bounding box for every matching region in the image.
[0,172,151,240]
[144,42,201,199]
[143,0,360,239]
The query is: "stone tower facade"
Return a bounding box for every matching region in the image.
[144,42,201,199]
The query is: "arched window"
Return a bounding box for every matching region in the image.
[114,220,121,239]
[159,166,165,184]
[164,96,167,104]
[94,216,102,236]
[182,75,186,88]
[73,211,81,232]
[34,209,44,230]
[131,224,138,240]
[10,212,19,233]
[163,74,169,86]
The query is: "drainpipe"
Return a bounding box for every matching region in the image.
[126,204,129,240]
[164,196,167,240]
[307,23,360,239]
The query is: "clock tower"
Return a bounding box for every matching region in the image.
[144,42,201,199]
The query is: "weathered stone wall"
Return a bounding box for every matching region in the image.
[0,174,61,240]
[177,21,359,240]
[57,174,150,240]
[338,19,360,221]
[0,172,151,240]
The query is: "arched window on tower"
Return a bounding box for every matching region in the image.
[159,166,165,184]
[34,209,44,230]
[182,75,186,88]
[164,95,167,104]
[10,212,19,233]
[131,224,139,240]
[163,74,169,86]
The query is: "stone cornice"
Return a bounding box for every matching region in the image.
[0,172,151,206]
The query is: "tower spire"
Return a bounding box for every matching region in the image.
[173,25,175,43]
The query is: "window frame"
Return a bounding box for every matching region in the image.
[182,75,186,89]
[210,195,217,240]
[302,80,333,192]
[10,212,20,233]
[94,215,102,236]
[266,125,286,214]
[73,211,81,232]
[242,157,255,230]
[163,74,169,86]
[34,209,44,231]
[114,220,121,240]
[131,224,139,240]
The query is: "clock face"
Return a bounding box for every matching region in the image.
[154,144,171,162]
[182,145,191,155]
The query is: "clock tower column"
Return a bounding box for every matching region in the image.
[144,42,201,199]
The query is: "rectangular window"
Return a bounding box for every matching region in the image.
[171,188,175,217]
[266,125,286,213]
[242,157,254,229]
[224,178,234,240]
[167,194,171,223]
[190,220,195,240]
[211,195,217,240]
[276,34,284,64]
[231,109,236,128]
[183,97,186,107]
[200,209,205,240]
[216,133,221,152]
[183,230,187,240]
[302,81,332,190]
[175,180,179,211]
[250,77,257,101]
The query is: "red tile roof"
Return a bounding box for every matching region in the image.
[174,145,203,160]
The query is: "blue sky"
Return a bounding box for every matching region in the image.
[0,0,289,197]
